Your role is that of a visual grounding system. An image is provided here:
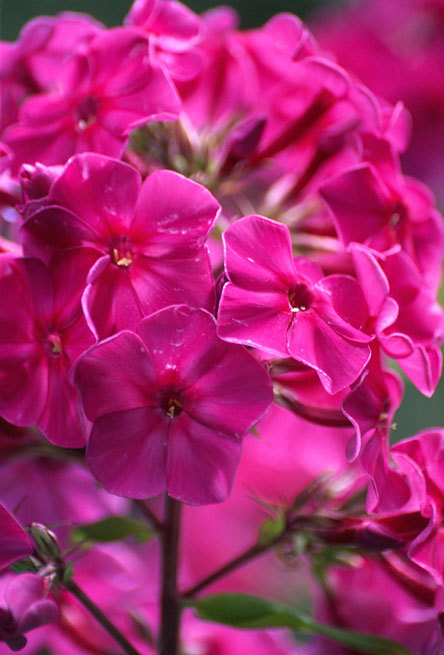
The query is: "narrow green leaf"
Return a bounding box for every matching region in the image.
[188,593,413,655]
[71,516,153,544]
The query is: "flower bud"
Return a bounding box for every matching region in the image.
[30,524,61,559]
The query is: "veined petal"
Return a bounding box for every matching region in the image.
[72,331,158,421]
[287,310,371,394]
[48,153,141,234]
[86,407,168,498]
[131,170,220,256]
[223,214,296,291]
[217,283,290,356]
[167,414,242,505]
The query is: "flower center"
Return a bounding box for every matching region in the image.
[161,393,184,419]
[288,283,312,313]
[110,236,133,268]
[75,96,98,131]
[47,332,63,356]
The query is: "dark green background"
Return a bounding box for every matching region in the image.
[1,0,340,40]
[2,0,444,438]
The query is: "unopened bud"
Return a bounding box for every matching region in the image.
[31,523,61,559]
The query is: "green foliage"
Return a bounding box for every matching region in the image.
[71,516,154,544]
[187,593,413,655]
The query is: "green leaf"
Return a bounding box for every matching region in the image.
[188,594,413,655]
[71,516,154,544]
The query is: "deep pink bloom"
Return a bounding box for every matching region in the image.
[311,0,444,203]
[0,505,32,572]
[21,153,220,339]
[126,0,203,80]
[0,13,103,133]
[388,430,444,584]
[73,305,273,504]
[350,243,444,396]
[314,555,443,655]
[0,573,58,652]
[320,162,444,292]
[0,251,95,446]
[3,28,180,170]
[217,214,371,394]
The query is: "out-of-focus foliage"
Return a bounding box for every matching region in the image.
[1,0,342,40]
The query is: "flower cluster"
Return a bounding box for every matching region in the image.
[311,0,444,206]
[0,1,444,653]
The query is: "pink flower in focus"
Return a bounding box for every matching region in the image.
[217,214,372,394]
[0,573,58,652]
[20,153,220,339]
[3,28,180,171]
[0,251,96,447]
[0,505,32,572]
[73,305,273,504]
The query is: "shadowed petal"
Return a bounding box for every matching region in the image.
[288,310,371,394]
[87,407,168,498]
[73,331,158,421]
[167,414,242,505]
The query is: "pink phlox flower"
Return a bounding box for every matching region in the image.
[0,505,32,572]
[315,555,443,655]
[320,159,444,291]
[0,573,58,652]
[20,153,220,339]
[125,0,203,81]
[0,13,103,133]
[73,304,273,505]
[3,27,181,171]
[0,250,96,446]
[217,214,372,394]
[389,430,444,585]
[351,242,443,396]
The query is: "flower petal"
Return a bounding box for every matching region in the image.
[167,414,242,505]
[86,407,168,498]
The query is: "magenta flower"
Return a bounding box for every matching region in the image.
[0,12,103,133]
[217,214,372,394]
[21,154,220,339]
[73,305,273,504]
[126,0,203,80]
[3,27,180,170]
[0,251,96,447]
[0,505,32,572]
[0,573,58,652]
[350,242,444,396]
[319,162,444,292]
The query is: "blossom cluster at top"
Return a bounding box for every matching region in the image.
[1,0,444,653]
[311,0,444,206]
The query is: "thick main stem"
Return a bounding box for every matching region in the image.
[159,495,182,655]
[65,580,142,655]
